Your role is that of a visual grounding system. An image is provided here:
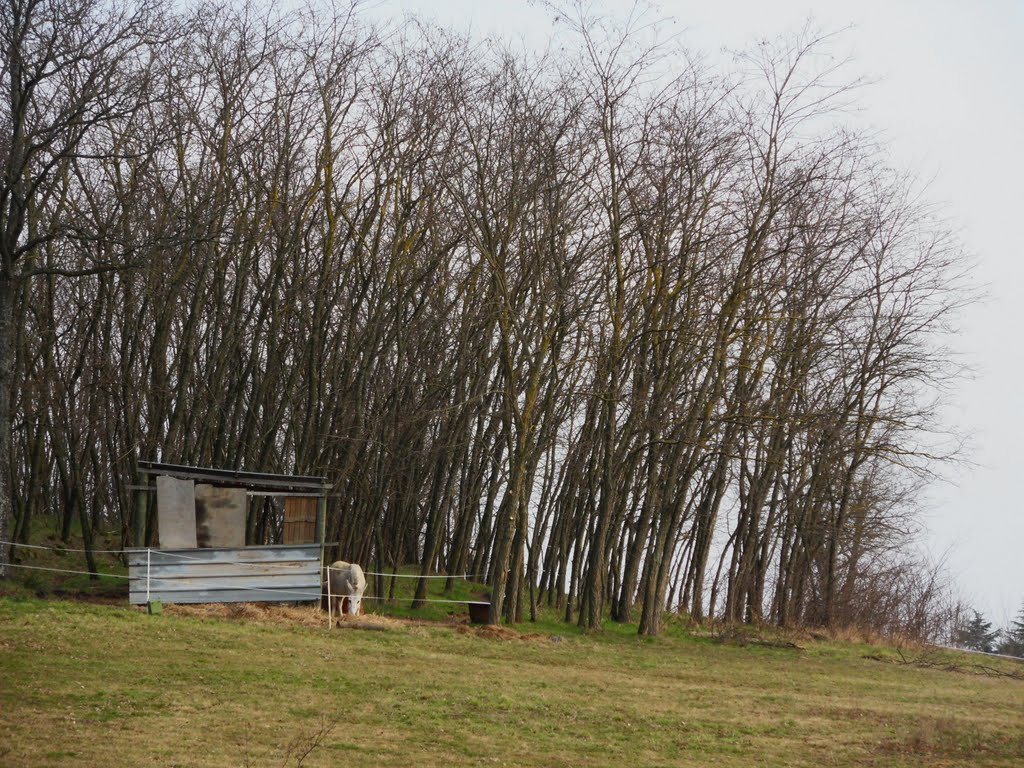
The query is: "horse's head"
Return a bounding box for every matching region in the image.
[347,591,362,615]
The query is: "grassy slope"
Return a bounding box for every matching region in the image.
[1,594,1022,768]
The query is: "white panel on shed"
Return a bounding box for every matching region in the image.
[156,475,197,549]
[195,484,246,548]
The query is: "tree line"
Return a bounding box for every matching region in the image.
[955,605,1024,657]
[0,0,972,637]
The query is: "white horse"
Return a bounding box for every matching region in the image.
[324,560,367,617]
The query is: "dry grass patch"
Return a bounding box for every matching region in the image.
[165,601,325,627]
[164,601,560,639]
[881,714,1024,761]
[165,601,433,633]
[453,622,561,643]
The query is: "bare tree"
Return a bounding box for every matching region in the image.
[2,1,971,645]
[0,0,171,573]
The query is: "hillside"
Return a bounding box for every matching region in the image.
[1,596,1021,767]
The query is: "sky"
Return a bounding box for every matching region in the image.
[373,0,1024,624]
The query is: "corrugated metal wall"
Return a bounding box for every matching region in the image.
[127,545,321,605]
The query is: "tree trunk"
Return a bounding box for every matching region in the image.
[0,271,12,577]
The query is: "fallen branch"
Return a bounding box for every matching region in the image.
[893,649,1024,680]
[710,628,805,651]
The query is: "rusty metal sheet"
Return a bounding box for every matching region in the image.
[195,484,246,548]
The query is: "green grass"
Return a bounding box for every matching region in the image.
[3,532,1021,765]
[1,594,1021,767]
[3,525,128,601]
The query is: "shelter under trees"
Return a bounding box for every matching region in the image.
[0,0,971,638]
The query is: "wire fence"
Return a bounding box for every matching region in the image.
[1,539,482,580]
[3,562,131,579]
[2,540,132,555]
[0,540,491,614]
[6,542,1021,655]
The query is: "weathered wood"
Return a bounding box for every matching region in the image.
[138,461,327,492]
[316,495,327,553]
[155,475,197,548]
[127,544,321,605]
[283,497,317,544]
[133,473,150,547]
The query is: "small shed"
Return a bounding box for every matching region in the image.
[127,462,330,606]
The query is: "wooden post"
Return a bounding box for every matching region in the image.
[316,492,327,565]
[133,473,149,548]
[145,547,161,614]
[326,563,333,630]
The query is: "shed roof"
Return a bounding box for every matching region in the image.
[137,461,328,493]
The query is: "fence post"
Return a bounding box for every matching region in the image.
[145,548,161,614]
[326,565,333,630]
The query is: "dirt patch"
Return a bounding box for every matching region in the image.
[74,595,560,640]
[161,602,459,634]
[454,623,562,643]
[876,715,1024,759]
[49,591,127,605]
[692,628,804,651]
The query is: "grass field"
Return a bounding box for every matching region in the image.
[1,535,1021,766]
[1,584,1022,767]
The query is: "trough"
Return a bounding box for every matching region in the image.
[468,602,492,624]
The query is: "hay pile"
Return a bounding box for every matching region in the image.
[330,613,408,632]
[158,602,562,642]
[165,602,327,628]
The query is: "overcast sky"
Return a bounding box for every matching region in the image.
[375,0,1024,623]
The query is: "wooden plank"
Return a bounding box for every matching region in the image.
[132,473,149,548]
[282,523,313,545]
[284,498,317,521]
[137,461,327,492]
[247,491,322,498]
[130,487,325,498]
[283,497,318,544]
[138,460,326,484]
